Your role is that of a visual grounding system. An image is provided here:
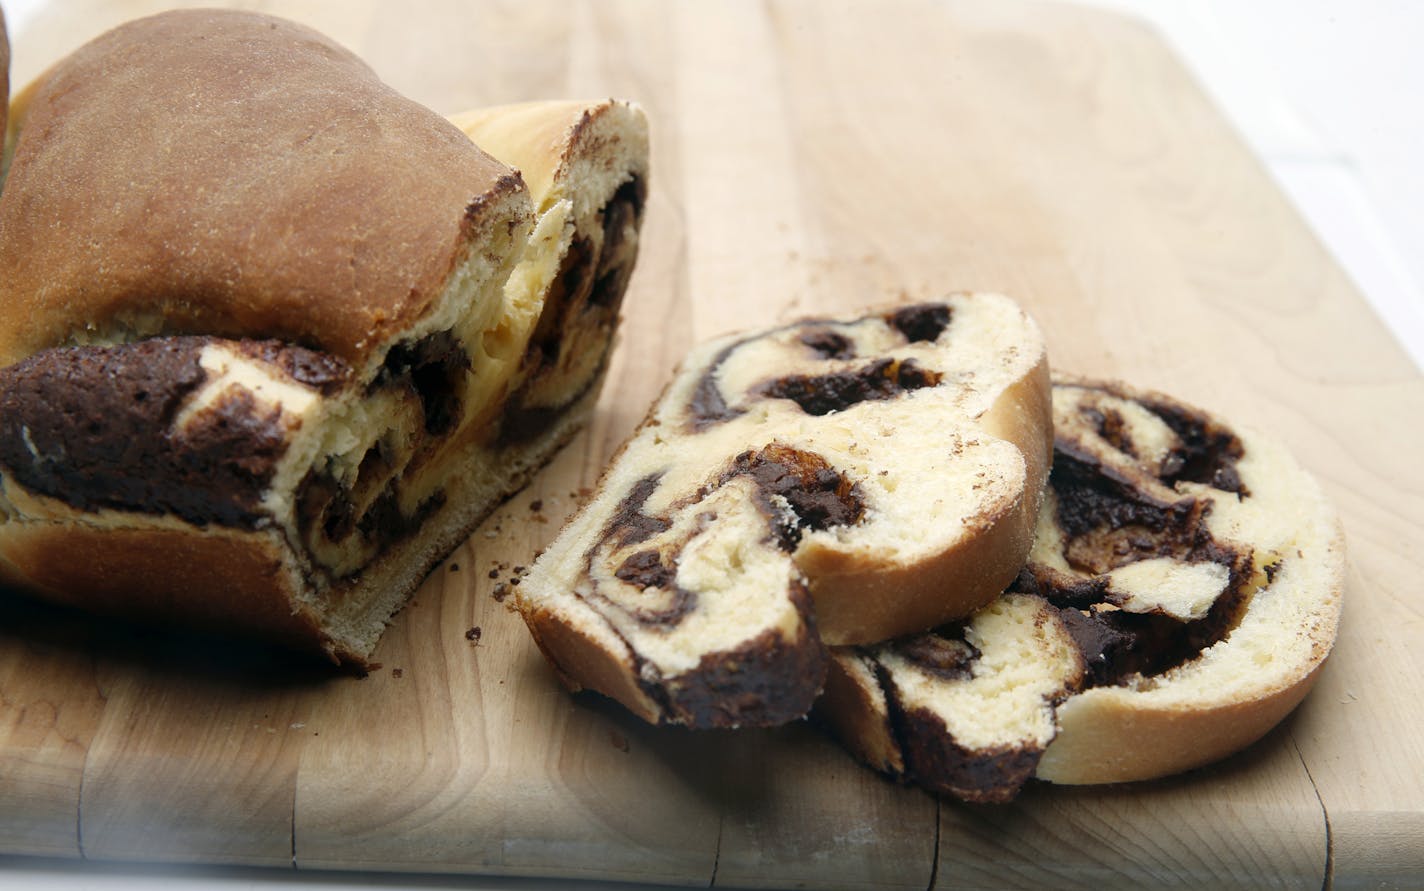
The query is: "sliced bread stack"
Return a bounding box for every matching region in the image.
[516,294,1053,727]
[517,297,1343,799]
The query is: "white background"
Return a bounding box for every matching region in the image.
[2,1,1422,889]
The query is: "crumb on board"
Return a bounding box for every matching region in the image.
[391,668,404,679]
[465,626,482,644]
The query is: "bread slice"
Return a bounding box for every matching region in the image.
[817,377,1344,802]
[0,11,648,665]
[517,294,1051,728]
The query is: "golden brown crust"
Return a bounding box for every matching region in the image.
[0,9,525,369]
[0,517,330,657]
[452,100,622,209]
[817,653,903,775]
[1034,664,1324,784]
[521,604,664,724]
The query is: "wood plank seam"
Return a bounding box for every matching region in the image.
[75,742,86,860]
[710,812,722,887]
[1292,736,1334,891]
[926,800,941,891]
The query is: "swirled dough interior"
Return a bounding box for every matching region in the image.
[518,294,1051,728]
[817,378,1344,802]
[0,11,649,665]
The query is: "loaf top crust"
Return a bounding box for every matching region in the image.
[0,9,524,369]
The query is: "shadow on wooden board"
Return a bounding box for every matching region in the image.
[0,587,342,690]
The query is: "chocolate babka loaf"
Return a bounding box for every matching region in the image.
[517,294,1052,728]
[817,378,1344,802]
[0,11,648,665]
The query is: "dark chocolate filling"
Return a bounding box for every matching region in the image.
[687,338,748,430]
[1026,432,1254,686]
[604,576,826,729]
[886,303,953,343]
[233,340,349,395]
[898,709,1043,805]
[502,175,647,445]
[589,177,645,308]
[799,328,856,360]
[1080,405,1138,459]
[864,413,1257,802]
[587,448,864,627]
[686,301,954,431]
[294,450,449,582]
[755,357,942,417]
[607,474,673,549]
[357,487,446,547]
[655,598,830,728]
[0,337,345,527]
[524,236,595,371]
[614,548,677,590]
[1146,398,1249,495]
[727,444,866,550]
[896,629,979,680]
[570,445,859,725]
[374,330,470,436]
[1037,553,1250,689]
[1050,444,1196,552]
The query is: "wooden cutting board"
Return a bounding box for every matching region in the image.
[3,1,1422,888]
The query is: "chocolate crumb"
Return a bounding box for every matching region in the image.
[530,500,544,512]
[509,577,521,586]
[450,562,460,572]
[391,668,404,679]
[492,583,510,602]
[465,626,482,644]
[488,568,500,579]
[513,566,526,574]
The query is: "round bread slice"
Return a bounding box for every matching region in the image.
[0,12,648,665]
[517,294,1051,728]
[817,377,1344,802]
